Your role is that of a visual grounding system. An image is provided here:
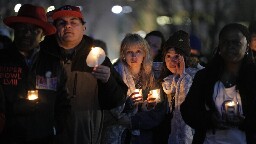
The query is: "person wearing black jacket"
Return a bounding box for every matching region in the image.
[42,5,127,144]
[181,23,256,143]
[0,4,70,144]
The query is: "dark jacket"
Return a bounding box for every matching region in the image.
[103,60,169,144]
[0,45,70,143]
[41,35,127,144]
[0,85,4,133]
[180,55,256,144]
[131,90,170,144]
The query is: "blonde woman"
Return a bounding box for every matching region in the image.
[102,34,168,144]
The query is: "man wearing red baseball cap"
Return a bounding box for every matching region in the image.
[41,5,127,144]
[0,4,70,144]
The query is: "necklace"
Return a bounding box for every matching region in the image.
[132,73,142,89]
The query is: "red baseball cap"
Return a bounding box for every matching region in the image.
[51,5,85,23]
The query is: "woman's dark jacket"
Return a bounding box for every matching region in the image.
[180,55,256,144]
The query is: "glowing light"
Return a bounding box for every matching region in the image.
[134,89,142,97]
[14,4,22,13]
[112,5,122,14]
[122,6,132,13]
[86,47,106,67]
[27,90,38,100]
[149,89,161,102]
[156,16,172,26]
[226,101,236,107]
[136,30,146,38]
[47,6,55,12]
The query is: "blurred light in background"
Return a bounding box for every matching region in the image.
[14,4,21,13]
[47,6,55,12]
[77,6,83,11]
[122,6,132,13]
[112,5,122,14]
[136,30,146,38]
[173,15,183,25]
[156,16,172,25]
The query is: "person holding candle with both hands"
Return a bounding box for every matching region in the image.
[180,23,256,143]
[41,5,127,144]
[101,33,168,144]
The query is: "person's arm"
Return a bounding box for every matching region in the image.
[97,57,127,110]
[180,70,210,130]
[179,72,193,97]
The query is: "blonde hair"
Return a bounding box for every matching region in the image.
[120,33,155,89]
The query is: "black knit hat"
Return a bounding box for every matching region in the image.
[164,30,191,57]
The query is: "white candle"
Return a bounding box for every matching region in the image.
[27,90,38,100]
[134,89,142,97]
[224,100,238,115]
[226,101,236,107]
[86,47,106,67]
[150,89,160,101]
[91,47,100,66]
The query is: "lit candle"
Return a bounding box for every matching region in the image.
[150,89,160,102]
[91,47,100,66]
[134,89,142,97]
[27,90,38,100]
[224,100,238,115]
[86,47,106,67]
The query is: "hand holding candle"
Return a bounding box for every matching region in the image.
[130,89,143,103]
[134,89,142,97]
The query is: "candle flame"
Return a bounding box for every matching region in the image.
[150,89,160,99]
[86,47,106,67]
[134,89,142,97]
[226,101,235,106]
[91,47,101,56]
[27,90,38,100]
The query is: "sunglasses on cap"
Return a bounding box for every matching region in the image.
[58,5,81,11]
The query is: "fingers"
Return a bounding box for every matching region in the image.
[129,92,143,103]
[92,65,110,74]
[92,65,110,83]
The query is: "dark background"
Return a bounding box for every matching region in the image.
[0,0,255,60]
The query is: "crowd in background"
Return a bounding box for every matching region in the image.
[0,3,256,144]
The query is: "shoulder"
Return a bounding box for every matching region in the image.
[82,35,94,45]
[0,47,16,60]
[40,35,60,56]
[185,67,202,79]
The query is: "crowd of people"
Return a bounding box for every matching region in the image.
[0,3,256,144]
